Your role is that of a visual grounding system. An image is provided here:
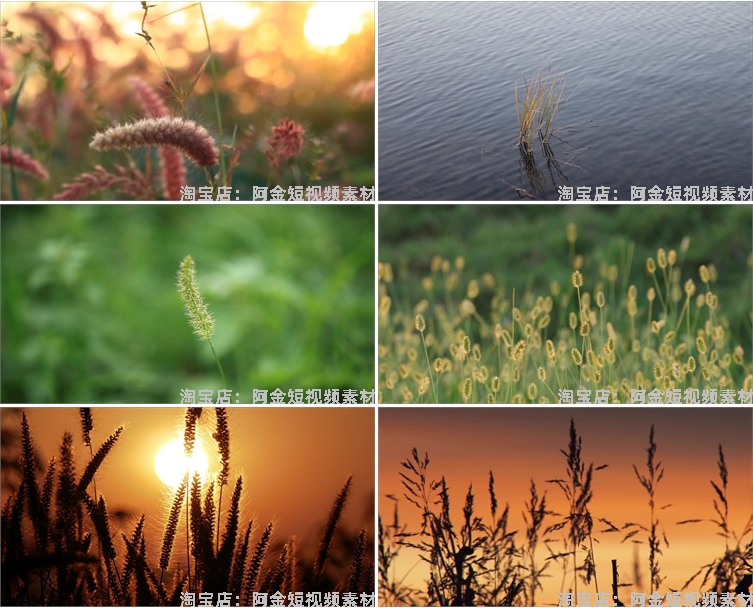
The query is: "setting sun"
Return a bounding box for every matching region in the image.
[304,2,372,49]
[154,438,209,488]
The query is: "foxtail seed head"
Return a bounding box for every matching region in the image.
[178,255,215,340]
[414,314,426,332]
[571,270,584,288]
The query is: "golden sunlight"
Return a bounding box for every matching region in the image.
[154,438,209,488]
[304,2,372,49]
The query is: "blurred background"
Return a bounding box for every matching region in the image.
[379,204,753,352]
[1,204,374,403]
[0,1,374,199]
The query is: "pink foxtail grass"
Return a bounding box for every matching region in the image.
[1,145,49,180]
[129,77,187,200]
[54,164,154,200]
[90,117,219,168]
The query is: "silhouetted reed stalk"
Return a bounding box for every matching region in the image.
[628,425,669,593]
[314,476,352,585]
[678,445,753,593]
[546,419,609,598]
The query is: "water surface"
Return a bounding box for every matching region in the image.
[379,2,753,200]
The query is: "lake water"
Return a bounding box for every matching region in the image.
[378,2,753,200]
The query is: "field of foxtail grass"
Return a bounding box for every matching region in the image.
[1,2,374,200]
[1,408,374,605]
[379,419,752,606]
[378,222,752,404]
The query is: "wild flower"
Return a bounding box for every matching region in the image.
[265,118,305,167]
[54,164,154,200]
[90,117,219,167]
[1,146,49,180]
[178,256,215,341]
[129,77,187,200]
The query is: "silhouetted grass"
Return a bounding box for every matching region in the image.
[379,420,752,606]
[1,408,373,605]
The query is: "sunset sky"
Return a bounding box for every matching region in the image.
[1,407,374,566]
[379,407,752,605]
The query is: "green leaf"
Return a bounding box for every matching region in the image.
[8,67,32,129]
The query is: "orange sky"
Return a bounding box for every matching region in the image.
[379,407,752,606]
[2,407,374,565]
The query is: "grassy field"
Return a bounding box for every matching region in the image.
[2,205,374,403]
[378,205,752,403]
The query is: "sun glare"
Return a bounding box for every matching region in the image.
[154,438,209,488]
[304,2,372,49]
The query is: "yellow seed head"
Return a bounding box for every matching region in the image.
[733,346,744,365]
[537,366,546,381]
[687,355,697,372]
[571,348,582,366]
[486,393,495,403]
[596,291,605,308]
[546,339,556,361]
[472,343,482,362]
[418,376,430,395]
[433,358,442,373]
[684,279,695,297]
[415,314,426,332]
[566,222,577,244]
[628,285,637,301]
[407,347,417,362]
[550,280,561,296]
[422,277,434,291]
[462,378,472,401]
[467,279,479,299]
[513,340,527,361]
[491,376,500,392]
[513,307,521,322]
[654,362,662,379]
[430,255,442,272]
[657,248,667,269]
[537,314,551,329]
[440,259,451,273]
[646,257,656,274]
[463,335,471,354]
[383,263,394,283]
[573,254,584,270]
[627,300,637,317]
[527,383,537,400]
[699,265,710,283]
[701,367,711,381]
[571,270,584,288]
[604,337,615,355]
[743,374,752,391]
[569,312,578,330]
[608,265,618,282]
[647,287,656,302]
[482,272,495,288]
[524,323,533,338]
[663,331,676,343]
[708,264,717,281]
[668,249,677,266]
[696,337,707,353]
[398,364,408,379]
[455,256,465,270]
[705,292,718,310]
[579,321,591,337]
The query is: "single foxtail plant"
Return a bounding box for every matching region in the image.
[178,255,227,389]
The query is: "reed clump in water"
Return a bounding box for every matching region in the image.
[515,69,582,155]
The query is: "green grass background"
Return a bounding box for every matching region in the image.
[380,204,752,350]
[2,204,374,403]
